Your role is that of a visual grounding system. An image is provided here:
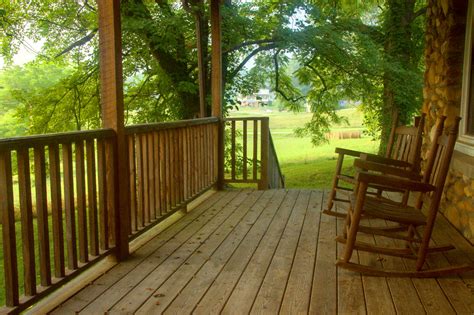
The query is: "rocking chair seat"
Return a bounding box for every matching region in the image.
[350,194,426,226]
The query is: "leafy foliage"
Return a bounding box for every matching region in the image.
[0,0,426,151]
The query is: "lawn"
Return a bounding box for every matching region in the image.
[229,106,380,188]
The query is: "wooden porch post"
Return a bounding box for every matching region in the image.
[97,0,129,260]
[211,0,225,190]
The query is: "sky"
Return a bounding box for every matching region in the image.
[0,38,42,69]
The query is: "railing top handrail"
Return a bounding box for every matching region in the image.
[125,117,219,135]
[224,116,269,122]
[0,128,116,150]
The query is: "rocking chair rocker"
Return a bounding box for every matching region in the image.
[324,113,426,218]
[336,116,474,277]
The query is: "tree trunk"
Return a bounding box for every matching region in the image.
[380,0,419,154]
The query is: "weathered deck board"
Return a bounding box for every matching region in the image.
[52,189,474,315]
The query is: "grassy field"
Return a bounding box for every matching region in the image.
[229,106,379,188]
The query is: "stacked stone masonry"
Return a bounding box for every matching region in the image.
[423,0,474,243]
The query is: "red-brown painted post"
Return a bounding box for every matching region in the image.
[97,0,129,260]
[211,0,224,190]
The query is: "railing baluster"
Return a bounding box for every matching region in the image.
[253,120,258,181]
[136,134,144,228]
[183,127,189,200]
[159,131,166,213]
[153,132,161,218]
[141,134,149,224]
[49,144,65,278]
[171,130,177,207]
[17,148,37,295]
[201,126,205,189]
[62,142,78,270]
[206,125,211,186]
[147,133,155,220]
[0,150,19,306]
[34,146,52,286]
[105,139,116,247]
[86,139,99,256]
[76,140,88,263]
[128,135,137,233]
[231,121,236,180]
[259,118,269,190]
[97,139,109,251]
[243,120,248,180]
[193,126,198,194]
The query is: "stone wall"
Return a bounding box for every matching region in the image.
[422,0,474,243]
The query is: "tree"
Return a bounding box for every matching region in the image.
[0,0,426,152]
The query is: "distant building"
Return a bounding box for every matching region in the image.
[239,89,273,107]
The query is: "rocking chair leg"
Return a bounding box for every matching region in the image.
[342,182,367,262]
[325,153,345,213]
[406,225,415,249]
[416,210,438,271]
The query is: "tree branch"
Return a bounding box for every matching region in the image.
[273,50,305,103]
[305,63,328,104]
[55,28,98,58]
[228,43,277,79]
[412,7,427,20]
[224,38,276,54]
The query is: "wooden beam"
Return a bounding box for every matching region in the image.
[210,0,222,118]
[97,0,130,260]
[195,3,207,118]
[210,0,225,190]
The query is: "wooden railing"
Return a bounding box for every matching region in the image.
[0,129,117,312]
[223,117,284,189]
[0,117,219,313]
[0,115,283,312]
[125,117,219,238]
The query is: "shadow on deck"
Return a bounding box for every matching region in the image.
[48,189,474,314]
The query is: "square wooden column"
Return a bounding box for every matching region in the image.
[211,0,225,189]
[97,0,129,260]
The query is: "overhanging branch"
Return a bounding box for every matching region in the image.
[224,38,276,54]
[273,50,305,103]
[55,28,98,58]
[228,43,277,79]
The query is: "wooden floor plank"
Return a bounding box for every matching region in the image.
[164,190,286,314]
[370,219,425,315]
[397,242,456,314]
[192,190,289,315]
[335,201,367,315]
[52,190,231,314]
[78,190,248,314]
[250,190,311,314]
[119,190,265,314]
[428,218,474,314]
[280,190,323,314]
[357,219,396,315]
[49,189,474,315]
[309,191,337,315]
[221,190,300,314]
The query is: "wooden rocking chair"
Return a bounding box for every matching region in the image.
[336,116,474,277]
[324,113,426,218]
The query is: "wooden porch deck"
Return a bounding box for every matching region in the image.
[50,189,474,314]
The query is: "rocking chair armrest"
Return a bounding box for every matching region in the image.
[354,159,422,181]
[361,154,413,168]
[356,171,435,192]
[334,147,365,157]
